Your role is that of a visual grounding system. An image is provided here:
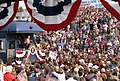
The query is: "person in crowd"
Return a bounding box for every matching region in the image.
[24,35,31,49]
[0,59,6,74]
[78,68,86,81]
[0,70,4,81]
[1,7,120,81]
[100,68,107,81]
[4,65,16,81]
[15,66,27,81]
[66,71,77,81]
[52,66,66,81]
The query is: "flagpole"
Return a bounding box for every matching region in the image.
[0,0,22,4]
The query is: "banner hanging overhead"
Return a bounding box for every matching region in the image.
[100,0,120,21]
[0,1,19,30]
[24,0,82,31]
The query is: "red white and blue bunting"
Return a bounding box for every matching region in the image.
[100,0,120,21]
[0,1,19,30]
[16,50,26,58]
[27,45,43,62]
[16,45,45,62]
[24,0,82,31]
[0,0,120,31]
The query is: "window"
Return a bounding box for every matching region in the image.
[9,40,15,49]
[0,40,3,50]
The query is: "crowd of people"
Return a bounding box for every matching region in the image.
[0,7,120,81]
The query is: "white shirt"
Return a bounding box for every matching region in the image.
[26,38,30,44]
[0,71,4,81]
[0,65,6,74]
[66,77,77,81]
[52,72,66,81]
[106,42,112,47]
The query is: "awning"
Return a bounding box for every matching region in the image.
[0,21,44,33]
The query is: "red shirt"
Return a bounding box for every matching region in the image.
[97,62,102,67]
[4,72,16,81]
[101,41,106,49]
[86,39,90,45]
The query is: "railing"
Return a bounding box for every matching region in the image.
[0,50,7,63]
[0,49,16,63]
[7,49,15,59]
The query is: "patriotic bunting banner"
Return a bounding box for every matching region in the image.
[16,45,44,62]
[27,50,43,62]
[24,0,82,31]
[16,50,44,62]
[16,50,26,58]
[39,50,45,56]
[100,0,120,21]
[0,1,19,30]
